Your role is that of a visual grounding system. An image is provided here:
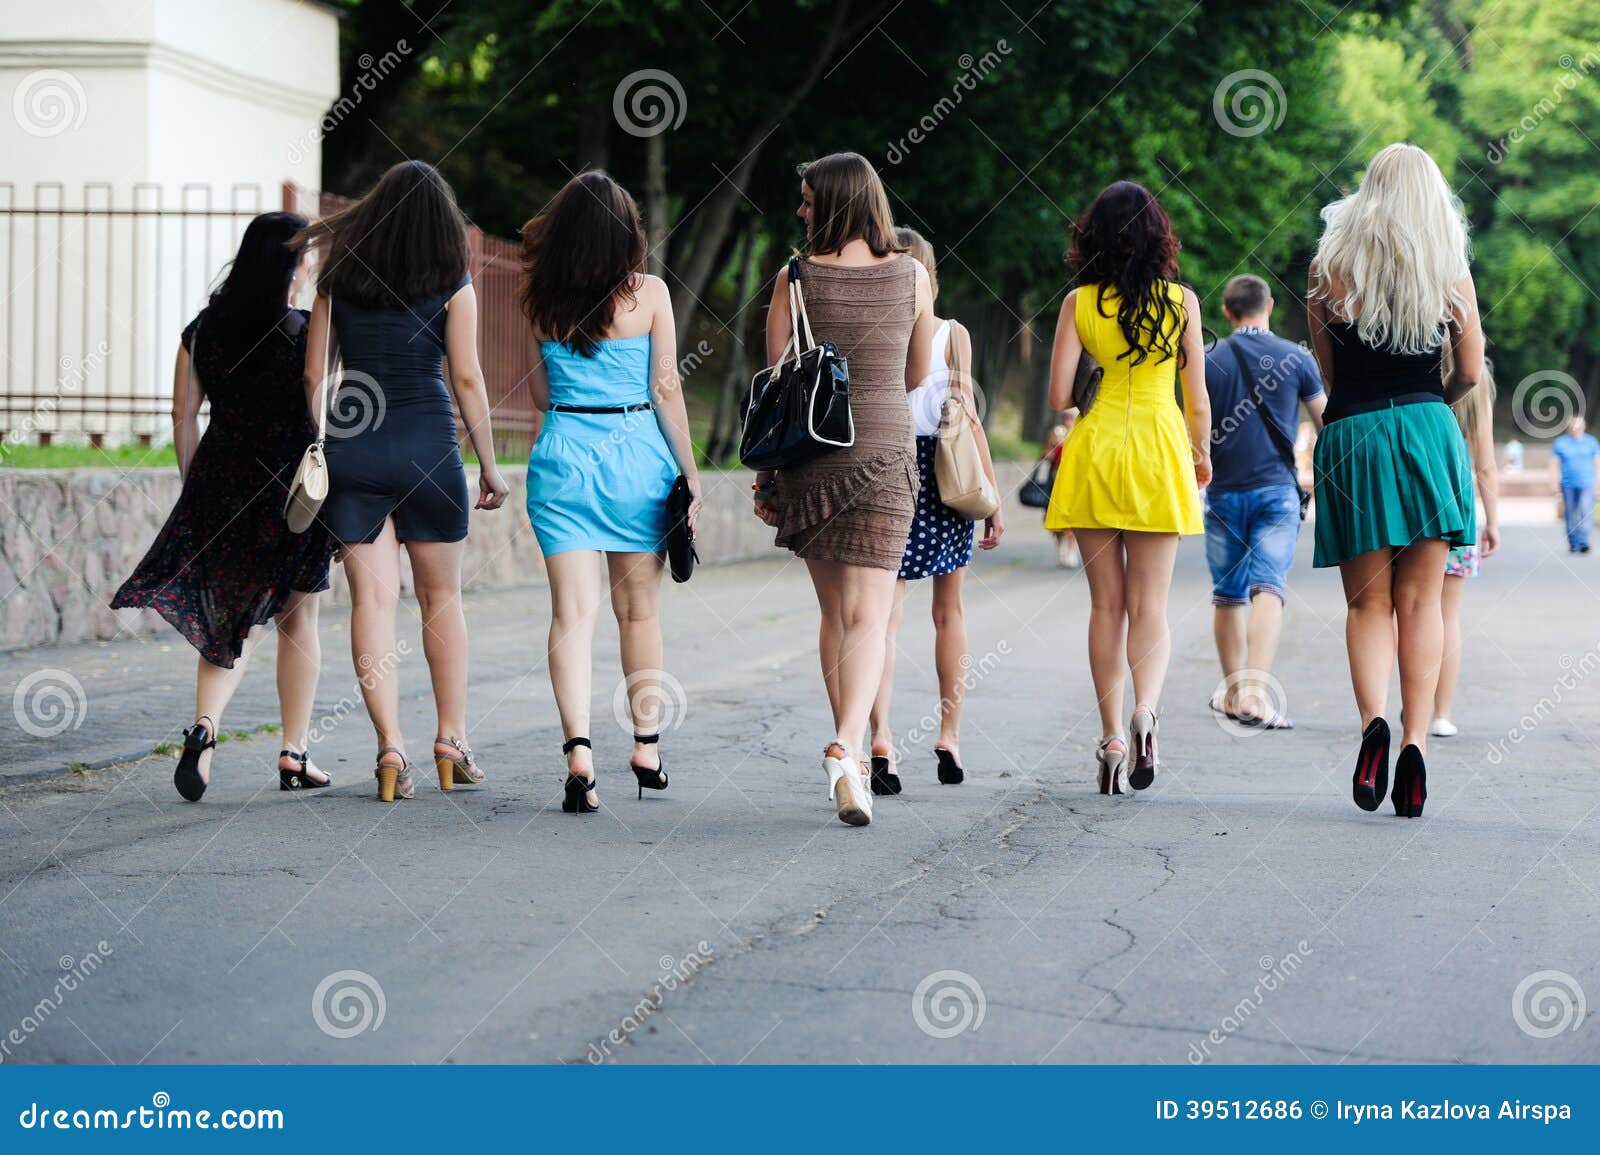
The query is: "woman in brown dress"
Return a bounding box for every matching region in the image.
[753,152,936,827]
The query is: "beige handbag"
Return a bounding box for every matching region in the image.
[934,321,1000,521]
[283,297,333,534]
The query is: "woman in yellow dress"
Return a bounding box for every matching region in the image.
[1045,181,1210,796]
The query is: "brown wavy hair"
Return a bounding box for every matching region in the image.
[800,153,904,257]
[519,171,646,358]
[1068,181,1184,367]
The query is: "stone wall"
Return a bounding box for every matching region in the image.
[0,461,1040,650]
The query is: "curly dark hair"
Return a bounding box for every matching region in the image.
[1067,181,1184,367]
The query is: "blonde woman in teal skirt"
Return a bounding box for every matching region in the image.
[1308,143,1484,819]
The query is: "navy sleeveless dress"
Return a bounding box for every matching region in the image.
[322,277,472,544]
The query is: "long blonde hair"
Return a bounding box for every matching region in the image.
[1450,358,1495,450]
[1313,143,1470,355]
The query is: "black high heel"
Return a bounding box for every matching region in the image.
[561,737,599,813]
[174,716,216,802]
[1391,744,1427,818]
[870,753,902,795]
[629,732,668,800]
[1352,717,1390,812]
[278,749,330,792]
[934,747,964,785]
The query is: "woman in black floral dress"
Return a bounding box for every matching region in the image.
[111,212,337,801]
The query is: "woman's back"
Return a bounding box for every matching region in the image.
[906,317,952,437]
[541,334,652,406]
[1325,319,1445,418]
[333,279,467,414]
[1077,282,1183,403]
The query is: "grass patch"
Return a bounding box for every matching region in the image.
[151,740,180,757]
[67,762,91,775]
[3,443,179,470]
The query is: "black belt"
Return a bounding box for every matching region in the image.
[548,402,652,414]
[1326,391,1444,422]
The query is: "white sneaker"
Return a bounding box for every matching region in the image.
[1429,717,1458,738]
[825,748,872,826]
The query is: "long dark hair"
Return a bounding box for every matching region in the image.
[800,152,903,257]
[1068,181,1184,367]
[202,211,308,361]
[293,160,470,309]
[519,170,646,358]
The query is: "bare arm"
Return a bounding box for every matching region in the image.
[443,283,509,510]
[171,343,203,480]
[1046,290,1083,413]
[303,294,334,430]
[903,261,936,392]
[1179,286,1212,488]
[1307,264,1336,405]
[1444,274,1484,404]
[645,276,702,529]
[1472,405,1501,557]
[950,321,1003,550]
[1303,392,1327,432]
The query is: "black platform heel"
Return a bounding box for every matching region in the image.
[870,753,902,795]
[1352,717,1390,813]
[629,733,668,800]
[1391,744,1427,818]
[278,749,330,792]
[934,747,964,785]
[174,716,216,802]
[562,737,599,813]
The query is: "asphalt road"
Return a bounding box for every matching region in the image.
[0,519,1595,1064]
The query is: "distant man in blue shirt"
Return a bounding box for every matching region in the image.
[1203,275,1326,728]
[1550,416,1600,553]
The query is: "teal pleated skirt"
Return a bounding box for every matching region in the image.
[1312,399,1475,568]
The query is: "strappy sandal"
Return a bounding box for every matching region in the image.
[629,732,668,800]
[561,737,599,813]
[174,716,216,802]
[375,747,413,802]
[434,736,485,791]
[278,749,331,791]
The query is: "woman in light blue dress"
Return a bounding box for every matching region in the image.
[521,171,701,815]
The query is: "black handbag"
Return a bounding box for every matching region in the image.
[1224,336,1311,520]
[738,257,853,470]
[665,474,698,583]
[1019,457,1054,508]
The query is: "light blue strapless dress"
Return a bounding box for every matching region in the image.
[526,334,678,556]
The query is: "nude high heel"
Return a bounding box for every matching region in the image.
[434,736,484,791]
[1096,735,1127,795]
[375,747,412,802]
[1128,705,1159,791]
[824,744,871,827]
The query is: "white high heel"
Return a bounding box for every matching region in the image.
[1096,736,1127,795]
[825,746,871,827]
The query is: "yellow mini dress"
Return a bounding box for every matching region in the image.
[1044,281,1204,535]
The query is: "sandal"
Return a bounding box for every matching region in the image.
[174,716,216,802]
[375,747,413,802]
[278,749,331,791]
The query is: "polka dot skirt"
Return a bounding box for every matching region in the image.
[898,435,975,580]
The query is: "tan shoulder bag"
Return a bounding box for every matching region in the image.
[934,320,1000,521]
[284,297,333,534]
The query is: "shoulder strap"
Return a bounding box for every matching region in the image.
[1226,335,1296,473]
[947,320,977,420]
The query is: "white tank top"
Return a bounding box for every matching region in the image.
[906,318,953,437]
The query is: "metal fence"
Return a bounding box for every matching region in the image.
[1,182,539,458]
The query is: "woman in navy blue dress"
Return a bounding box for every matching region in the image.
[296,161,511,801]
[519,171,701,814]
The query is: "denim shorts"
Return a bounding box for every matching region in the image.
[1203,483,1301,606]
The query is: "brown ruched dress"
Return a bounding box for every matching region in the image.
[775,256,920,570]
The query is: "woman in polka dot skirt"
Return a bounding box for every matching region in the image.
[868,228,1003,794]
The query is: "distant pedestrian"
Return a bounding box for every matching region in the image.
[1202,274,1325,729]
[868,227,1002,795]
[1045,181,1210,796]
[1433,362,1500,736]
[1309,142,1484,819]
[1549,416,1599,553]
[111,212,336,802]
[519,171,702,815]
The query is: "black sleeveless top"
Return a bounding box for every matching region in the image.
[1325,320,1445,421]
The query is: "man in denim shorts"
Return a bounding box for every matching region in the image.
[1203,275,1325,728]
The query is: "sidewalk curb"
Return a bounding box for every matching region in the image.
[0,748,164,788]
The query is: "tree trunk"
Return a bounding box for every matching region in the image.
[577,99,610,172]
[705,217,763,465]
[645,133,668,278]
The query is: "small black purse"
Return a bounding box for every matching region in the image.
[1019,458,1054,509]
[738,257,853,470]
[665,474,698,583]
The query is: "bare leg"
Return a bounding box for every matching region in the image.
[1393,540,1449,754]
[1434,573,1466,723]
[1338,547,1397,732]
[931,568,968,757]
[191,631,261,783]
[1122,531,1179,716]
[341,519,405,758]
[805,559,845,729]
[273,589,328,784]
[809,558,897,767]
[607,550,665,771]
[1212,605,1247,711]
[1232,591,1286,721]
[407,538,471,766]
[546,550,602,802]
[1075,528,1127,738]
[868,580,907,761]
